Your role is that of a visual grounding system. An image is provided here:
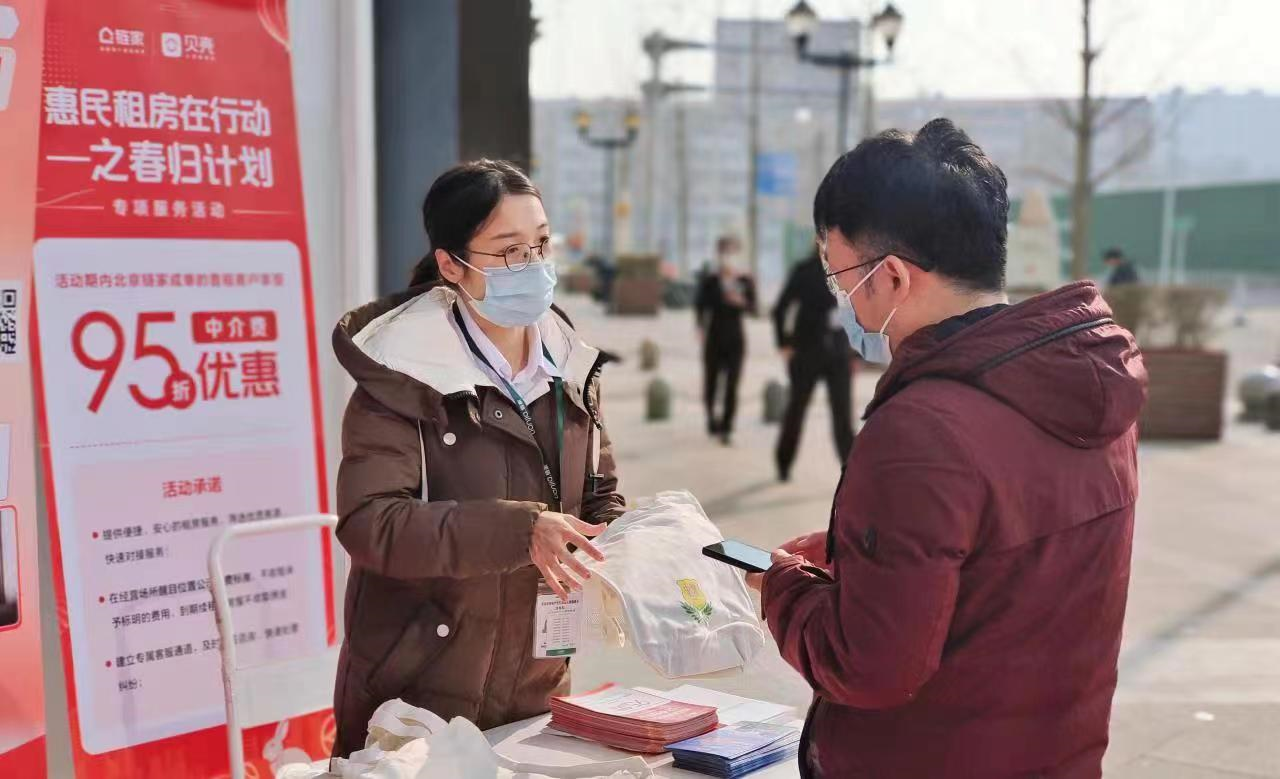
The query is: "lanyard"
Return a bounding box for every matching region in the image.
[453,305,565,511]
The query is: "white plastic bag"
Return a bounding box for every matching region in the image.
[319,699,652,779]
[578,491,766,678]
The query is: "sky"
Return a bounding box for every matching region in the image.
[530,0,1280,102]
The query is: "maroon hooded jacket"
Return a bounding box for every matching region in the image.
[762,282,1148,778]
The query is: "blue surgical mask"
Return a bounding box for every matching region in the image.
[452,255,558,327]
[835,261,897,365]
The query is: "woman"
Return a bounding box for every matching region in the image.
[695,235,757,445]
[330,160,626,758]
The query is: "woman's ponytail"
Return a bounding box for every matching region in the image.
[405,159,540,292]
[409,252,441,287]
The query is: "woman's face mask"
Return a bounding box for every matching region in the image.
[451,253,558,328]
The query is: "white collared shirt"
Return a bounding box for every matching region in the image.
[451,303,561,404]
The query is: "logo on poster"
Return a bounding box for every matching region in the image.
[98,26,145,53]
[160,32,182,58]
[161,31,215,61]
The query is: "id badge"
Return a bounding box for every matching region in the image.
[534,582,583,658]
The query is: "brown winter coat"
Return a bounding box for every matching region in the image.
[330,283,625,759]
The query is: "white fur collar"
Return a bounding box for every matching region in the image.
[351,287,600,397]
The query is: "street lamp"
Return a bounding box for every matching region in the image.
[575,109,640,268]
[784,0,903,153]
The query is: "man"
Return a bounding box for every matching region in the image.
[747,119,1147,778]
[1104,247,1139,286]
[695,235,757,445]
[772,250,855,481]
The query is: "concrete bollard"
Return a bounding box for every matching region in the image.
[1238,366,1280,422]
[763,379,788,424]
[639,339,659,372]
[646,378,672,422]
[1265,389,1280,432]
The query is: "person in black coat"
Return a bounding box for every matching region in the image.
[772,251,855,481]
[696,236,757,445]
[1104,247,1139,287]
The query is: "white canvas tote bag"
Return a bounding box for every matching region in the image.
[578,491,765,678]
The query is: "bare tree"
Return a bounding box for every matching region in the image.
[1048,0,1171,280]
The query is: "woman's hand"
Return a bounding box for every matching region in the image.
[532,512,606,601]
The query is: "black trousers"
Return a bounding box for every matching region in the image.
[703,339,745,435]
[775,345,854,475]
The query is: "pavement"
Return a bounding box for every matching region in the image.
[560,291,1280,778]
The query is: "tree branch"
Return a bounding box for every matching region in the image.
[1093,95,1147,134]
[1039,97,1079,133]
[1091,123,1156,186]
[1021,164,1073,189]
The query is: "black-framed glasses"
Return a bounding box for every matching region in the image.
[466,237,554,272]
[819,238,929,297]
[823,254,886,297]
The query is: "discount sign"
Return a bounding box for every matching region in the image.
[71,308,281,413]
[29,1,334,775]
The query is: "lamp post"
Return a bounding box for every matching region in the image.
[784,1,903,153]
[641,32,707,254]
[575,109,640,268]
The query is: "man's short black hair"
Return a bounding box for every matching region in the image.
[1104,247,1125,260]
[813,118,1009,292]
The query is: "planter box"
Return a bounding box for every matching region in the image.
[610,278,663,316]
[562,270,594,295]
[1138,349,1227,440]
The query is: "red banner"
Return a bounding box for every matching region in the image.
[30,0,334,776]
[0,0,49,776]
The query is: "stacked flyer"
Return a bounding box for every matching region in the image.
[549,684,719,754]
[667,721,802,777]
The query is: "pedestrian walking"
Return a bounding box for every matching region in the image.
[772,251,855,481]
[696,235,757,445]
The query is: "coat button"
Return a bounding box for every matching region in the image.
[494,409,504,420]
[436,624,450,638]
[442,432,457,446]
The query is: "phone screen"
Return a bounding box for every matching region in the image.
[703,540,775,573]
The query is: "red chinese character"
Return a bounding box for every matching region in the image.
[197,352,240,400]
[240,351,279,398]
[163,481,178,499]
[210,476,222,493]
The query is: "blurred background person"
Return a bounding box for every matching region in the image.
[772,250,856,482]
[1104,247,1140,287]
[696,234,757,445]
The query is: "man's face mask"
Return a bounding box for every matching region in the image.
[821,241,898,365]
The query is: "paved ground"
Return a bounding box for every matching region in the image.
[562,292,1280,778]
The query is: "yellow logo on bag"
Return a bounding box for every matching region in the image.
[677,579,713,624]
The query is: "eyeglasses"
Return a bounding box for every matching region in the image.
[824,255,885,298]
[466,237,554,272]
[818,238,928,297]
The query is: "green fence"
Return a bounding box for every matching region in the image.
[1012,181,1280,278]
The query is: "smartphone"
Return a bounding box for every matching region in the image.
[702,540,774,574]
